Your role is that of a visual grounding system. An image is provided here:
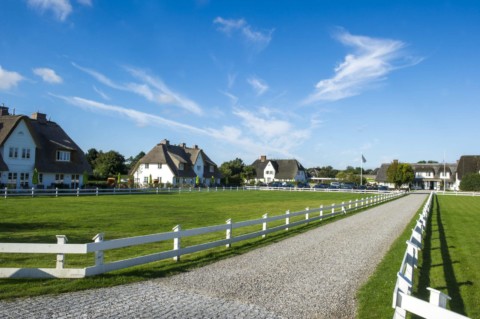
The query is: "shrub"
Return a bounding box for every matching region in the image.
[460,173,480,191]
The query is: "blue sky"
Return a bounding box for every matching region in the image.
[1,0,479,169]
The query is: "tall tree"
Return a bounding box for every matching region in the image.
[85,148,99,168]
[93,150,127,179]
[387,161,414,189]
[220,158,245,185]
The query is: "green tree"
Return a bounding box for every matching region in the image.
[32,168,39,186]
[460,173,480,191]
[241,165,256,182]
[387,161,414,189]
[220,158,245,185]
[93,150,127,179]
[85,148,99,168]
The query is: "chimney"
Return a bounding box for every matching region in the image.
[31,112,47,124]
[0,106,9,116]
[260,155,267,162]
[193,144,198,149]
[160,139,170,145]
[180,143,186,148]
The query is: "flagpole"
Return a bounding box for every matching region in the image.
[360,154,363,186]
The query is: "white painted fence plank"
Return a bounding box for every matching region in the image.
[0,243,87,254]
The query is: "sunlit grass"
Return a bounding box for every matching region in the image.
[0,191,374,299]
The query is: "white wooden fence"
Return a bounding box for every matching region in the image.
[0,192,402,279]
[2,185,398,199]
[392,192,471,319]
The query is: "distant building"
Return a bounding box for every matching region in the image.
[129,139,221,187]
[376,160,457,190]
[250,155,307,184]
[0,106,92,189]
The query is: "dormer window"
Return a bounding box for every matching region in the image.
[210,165,214,173]
[179,163,184,170]
[56,150,71,162]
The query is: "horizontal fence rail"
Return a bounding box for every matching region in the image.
[3,185,399,198]
[392,192,470,319]
[0,192,403,279]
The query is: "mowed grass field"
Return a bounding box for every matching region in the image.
[357,194,480,319]
[0,190,368,299]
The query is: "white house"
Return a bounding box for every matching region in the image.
[375,160,457,190]
[249,155,307,184]
[130,139,221,187]
[0,106,92,189]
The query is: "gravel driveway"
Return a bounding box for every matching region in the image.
[0,193,427,319]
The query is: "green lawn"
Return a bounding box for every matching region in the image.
[357,194,480,319]
[413,195,480,319]
[0,191,372,299]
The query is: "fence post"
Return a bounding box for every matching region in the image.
[285,210,290,231]
[331,203,335,214]
[56,235,68,269]
[355,199,358,210]
[305,207,309,222]
[342,201,346,214]
[96,187,99,196]
[156,187,159,194]
[405,240,420,280]
[320,204,323,218]
[31,187,35,198]
[4,187,7,199]
[173,225,181,262]
[226,219,232,247]
[427,287,451,309]
[55,187,58,197]
[349,200,352,210]
[92,233,104,268]
[262,214,268,238]
[77,187,80,197]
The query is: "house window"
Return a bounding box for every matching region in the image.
[210,165,214,173]
[197,165,201,171]
[145,164,149,169]
[55,174,64,183]
[144,177,148,183]
[179,163,184,170]
[39,173,43,184]
[158,164,162,169]
[20,173,29,187]
[8,172,17,183]
[56,151,71,162]
[9,147,18,158]
[21,148,31,159]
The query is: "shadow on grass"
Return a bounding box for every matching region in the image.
[415,195,467,317]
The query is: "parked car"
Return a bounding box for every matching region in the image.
[296,182,310,188]
[378,185,388,191]
[313,183,329,189]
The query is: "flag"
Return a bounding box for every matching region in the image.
[362,155,367,163]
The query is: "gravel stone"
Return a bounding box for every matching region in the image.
[0,193,427,318]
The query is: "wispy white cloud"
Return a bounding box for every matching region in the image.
[72,63,203,115]
[33,67,63,84]
[57,94,309,159]
[126,67,203,115]
[93,85,110,100]
[220,90,239,106]
[76,0,92,6]
[213,17,273,51]
[304,29,422,104]
[0,66,23,90]
[247,76,269,96]
[233,107,312,157]
[27,0,73,21]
